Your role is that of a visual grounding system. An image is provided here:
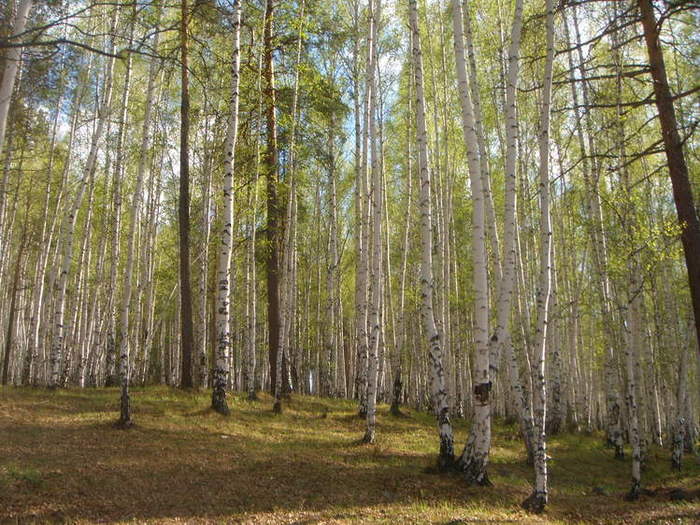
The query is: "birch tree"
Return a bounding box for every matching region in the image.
[210,1,241,415]
[116,7,160,426]
[408,0,455,470]
[0,0,32,157]
[362,0,382,444]
[49,10,117,388]
[451,0,491,486]
[355,0,373,418]
[0,0,32,304]
[494,0,535,459]
[522,0,554,512]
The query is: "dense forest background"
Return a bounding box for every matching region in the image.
[0,0,698,513]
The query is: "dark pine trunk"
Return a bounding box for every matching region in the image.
[264,0,283,396]
[639,0,700,354]
[179,0,195,388]
[1,237,24,385]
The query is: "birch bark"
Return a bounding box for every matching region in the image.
[116,10,159,424]
[246,44,265,401]
[452,0,490,485]
[212,0,241,415]
[0,0,31,158]
[362,0,381,444]
[409,0,455,468]
[198,115,214,389]
[522,0,554,512]
[671,342,689,470]
[390,45,413,415]
[49,14,117,388]
[355,0,373,418]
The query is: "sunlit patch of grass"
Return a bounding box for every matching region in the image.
[1,463,43,488]
[1,386,698,524]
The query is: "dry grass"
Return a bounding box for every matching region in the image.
[1,386,698,524]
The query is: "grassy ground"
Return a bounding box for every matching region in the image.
[1,387,698,524]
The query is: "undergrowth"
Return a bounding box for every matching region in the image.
[1,386,698,524]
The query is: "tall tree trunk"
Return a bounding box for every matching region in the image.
[496,0,535,460]
[355,0,372,417]
[71,161,97,388]
[452,0,490,486]
[274,0,305,411]
[116,9,159,425]
[612,11,643,496]
[212,1,241,415]
[198,116,214,389]
[638,0,700,353]
[409,0,455,469]
[263,0,285,399]
[1,231,25,385]
[0,0,31,158]
[565,7,624,456]
[22,79,66,384]
[49,14,117,388]
[462,0,500,289]
[547,276,563,435]
[623,276,643,499]
[522,0,554,513]
[246,45,265,401]
[179,0,195,389]
[671,342,689,470]
[325,116,339,397]
[391,44,413,415]
[105,14,134,388]
[0,0,31,317]
[362,0,382,444]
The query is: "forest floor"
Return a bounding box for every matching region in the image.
[1,387,698,524]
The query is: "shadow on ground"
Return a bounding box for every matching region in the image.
[1,387,698,524]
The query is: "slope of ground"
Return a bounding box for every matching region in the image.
[1,387,698,524]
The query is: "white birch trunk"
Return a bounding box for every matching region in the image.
[22,85,64,384]
[671,341,689,470]
[452,0,490,485]
[106,13,134,388]
[623,279,643,499]
[462,0,500,287]
[211,0,241,415]
[362,0,381,444]
[409,0,455,468]
[36,59,94,385]
[522,0,554,512]
[326,128,339,397]
[495,0,535,458]
[246,46,265,401]
[117,13,159,424]
[0,0,31,158]
[49,23,117,388]
[73,171,97,388]
[569,7,624,455]
[273,0,304,411]
[198,120,214,389]
[356,0,373,417]
[390,52,413,415]
[0,0,31,302]
[548,274,563,435]
[245,163,259,400]
[351,0,363,404]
